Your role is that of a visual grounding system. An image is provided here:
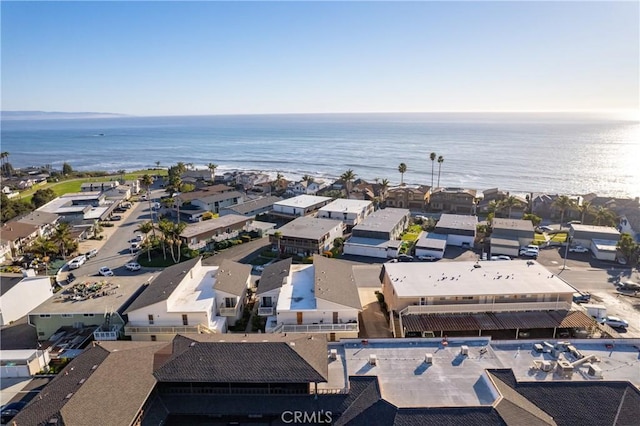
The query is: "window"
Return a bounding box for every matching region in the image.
[148,314,154,325]
[61,314,73,318]
[150,335,157,341]
[225,298,236,308]
[182,314,188,326]
[262,296,273,307]
[39,314,51,318]
[83,314,95,317]
[462,296,473,300]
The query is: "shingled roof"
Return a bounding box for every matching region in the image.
[214,259,251,296]
[125,257,201,313]
[153,333,328,383]
[11,341,164,426]
[313,255,362,310]
[257,257,293,294]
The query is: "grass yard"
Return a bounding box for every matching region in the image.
[401,224,423,242]
[549,232,568,243]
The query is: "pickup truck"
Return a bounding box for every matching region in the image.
[572,292,591,304]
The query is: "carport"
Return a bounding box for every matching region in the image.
[401,310,596,339]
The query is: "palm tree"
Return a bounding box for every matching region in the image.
[273,231,283,258]
[436,156,444,188]
[594,206,617,227]
[52,223,73,258]
[429,152,436,190]
[207,163,217,181]
[29,237,58,261]
[578,201,594,224]
[398,163,407,186]
[502,196,520,219]
[140,174,156,238]
[380,178,390,206]
[164,221,187,263]
[155,161,161,170]
[340,169,356,198]
[552,195,576,228]
[138,221,154,262]
[158,218,174,260]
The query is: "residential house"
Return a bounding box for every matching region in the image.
[385,185,430,211]
[80,181,119,192]
[0,271,54,326]
[477,188,509,213]
[270,216,344,257]
[219,195,281,218]
[0,239,11,262]
[286,179,327,196]
[582,194,640,242]
[0,221,40,257]
[414,232,447,259]
[236,172,271,191]
[37,192,114,224]
[434,214,478,247]
[190,191,245,214]
[13,210,59,238]
[260,255,362,340]
[490,218,535,257]
[382,260,594,339]
[125,258,251,340]
[531,193,582,221]
[179,214,253,250]
[429,187,477,214]
[317,198,374,229]
[175,185,237,204]
[569,224,621,261]
[343,208,411,259]
[124,178,141,194]
[271,194,333,219]
[181,169,215,182]
[0,349,50,379]
[102,184,132,201]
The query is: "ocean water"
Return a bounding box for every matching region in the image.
[2,113,639,197]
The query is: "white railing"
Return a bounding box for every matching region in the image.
[277,323,359,333]
[125,325,204,334]
[401,301,572,316]
[258,306,275,316]
[93,331,118,341]
[219,306,239,316]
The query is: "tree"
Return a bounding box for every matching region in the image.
[340,169,356,198]
[578,201,594,224]
[594,206,617,227]
[140,174,156,238]
[502,196,521,219]
[379,178,390,206]
[31,188,57,208]
[429,152,436,190]
[273,231,283,257]
[398,163,407,186]
[155,161,161,169]
[207,163,218,180]
[1,193,32,222]
[302,174,314,185]
[617,233,639,266]
[552,195,576,228]
[28,236,58,260]
[92,220,103,239]
[436,156,444,188]
[158,219,174,260]
[52,222,73,258]
[522,213,542,227]
[62,162,73,175]
[138,221,154,262]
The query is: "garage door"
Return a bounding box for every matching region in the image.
[344,244,387,258]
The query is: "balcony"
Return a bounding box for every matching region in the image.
[271,323,359,333]
[124,324,210,335]
[401,301,572,316]
[258,306,275,316]
[219,303,240,317]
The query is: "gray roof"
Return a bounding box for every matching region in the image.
[492,218,535,233]
[196,190,244,204]
[313,255,362,310]
[214,259,251,296]
[223,195,281,215]
[177,184,236,202]
[436,214,478,231]
[153,334,328,383]
[277,216,343,240]
[125,257,201,313]
[490,237,521,247]
[353,207,410,233]
[180,214,252,238]
[11,341,165,426]
[14,210,59,227]
[415,232,448,249]
[257,257,293,294]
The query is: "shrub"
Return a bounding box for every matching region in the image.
[241,235,252,243]
[323,250,333,258]
[302,256,314,264]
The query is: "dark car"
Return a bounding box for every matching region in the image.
[110,215,122,221]
[1,401,27,423]
[397,254,414,262]
[572,292,591,304]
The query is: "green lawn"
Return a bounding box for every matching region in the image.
[401,224,423,242]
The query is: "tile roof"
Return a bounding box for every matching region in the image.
[403,311,596,332]
[488,371,556,425]
[214,259,251,296]
[1,221,39,240]
[153,334,328,383]
[257,257,293,294]
[125,257,201,313]
[313,255,362,310]
[14,210,59,227]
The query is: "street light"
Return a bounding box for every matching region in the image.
[561,235,572,271]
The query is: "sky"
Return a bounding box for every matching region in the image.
[1,1,639,116]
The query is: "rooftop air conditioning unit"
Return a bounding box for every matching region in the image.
[460,345,469,356]
[588,364,603,378]
[541,361,553,372]
[329,349,338,360]
[369,354,378,366]
[425,353,433,364]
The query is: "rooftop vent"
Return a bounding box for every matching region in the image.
[65,393,73,399]
[190,342,196,347]
[369,354,378,365]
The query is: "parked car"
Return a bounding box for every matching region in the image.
[417,255,437,261]
[600,316,628,329]
[253,265,265,272]
[572,292,591,304]
[519,249,538,258]
[397,254,414,262]
[98,266,114,277]
[110,215,122,221]
[569,245,589,253]
[68,255,87,269]
[86,249,98,259]
[125,262,141,271]
[491,255,512,261]
[537,225,554,232]
[618,281,640,291]
[114,207,127,213]
[1,401,27,424]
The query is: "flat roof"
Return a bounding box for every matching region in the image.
[492,218,534,233]
[345,237,392,249]
[167,266,217,313]
[436,214,478,231]
[571,224,620,236]
[180,214,251,238]
[277,216,342,240]
[352,208,410,233]
[274,194,332,209]
[384,260,576,298]
[318,199,372,214]
[30,276,147,315]
[592,239,618,251]
[491,237,521,247]
[224,196,281,214]
[329,338,640,408]
[416,232,448,249]
[277,264,316,311]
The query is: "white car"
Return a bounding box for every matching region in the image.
[125,262,141,271]
[569,246,589,253]
[417,255,437,261]
[98,266,114,277]
[600,316,628,329]
[537,225,554,232]
[491,255,512,261]
[68,255,87,269]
